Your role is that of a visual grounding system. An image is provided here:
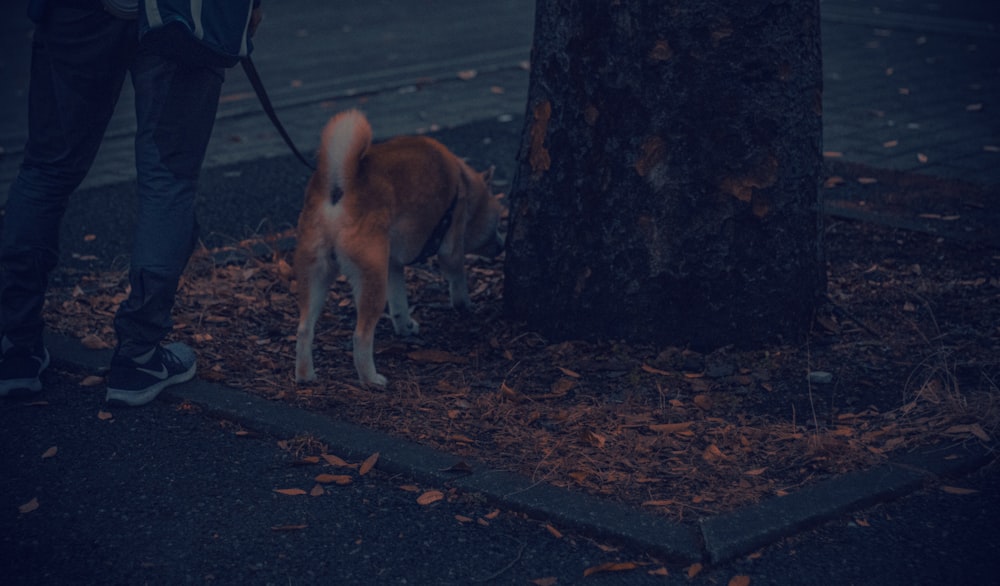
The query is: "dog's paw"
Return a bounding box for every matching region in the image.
[295,365,316,383]
[362,372,388,388]
[394,318,420,337]
[450,294,473,312]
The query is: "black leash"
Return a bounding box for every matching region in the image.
[241,56,315,170]
[243,55,454,263]
[411,195,458,265]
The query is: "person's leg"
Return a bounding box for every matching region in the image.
[0,5,135,396]
[112,52,223,358]
[106,49,222,405]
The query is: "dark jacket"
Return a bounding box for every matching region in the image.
[27,0,260,24]
[28,0,103,22]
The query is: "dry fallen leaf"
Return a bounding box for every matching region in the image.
[687,563,703,578]
[309,484,325,497]
[19,498,40,514]
[641,363,672,376]
[729,576,751,586]
[530,578,558,586]
[545,377,576,398]
[277,258,294,280]
[455,515,473,524]
[417,490,444,506]
[441,461,473,474]
[693,394,713,410]
[545,524,563,539]
[457,69,477,80]
[583,430,607,449]
[557,366,581,378]
[940,485,979,495]
[702,444,729,463]
[359,452,379,476]
[321,453,355,468]
[81,334,110,350]
[583,562,638,577]
[649,422,693,434]
[41,446,58,459]
[273,488,308,496]
[648,567,669,576]
[945,423,991,442]
[97,410,113,421]
[80,375,104,387]
[823,175,846,189]
[315,474,352,485]
[641,499,677,507]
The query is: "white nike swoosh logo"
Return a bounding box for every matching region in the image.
[136,364,169,379]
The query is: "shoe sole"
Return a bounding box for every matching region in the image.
[0,350,50,398]
[105,363,197,407]
[0,378,43,397]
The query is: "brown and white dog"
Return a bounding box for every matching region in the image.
[294,109,504,387]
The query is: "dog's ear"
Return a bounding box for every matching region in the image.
[481,165,495,185]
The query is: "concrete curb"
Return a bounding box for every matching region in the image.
[45,331,994,565]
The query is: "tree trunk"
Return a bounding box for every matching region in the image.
[504,0,825,349]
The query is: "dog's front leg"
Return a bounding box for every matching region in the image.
[439,250,472,311]
[387,262,419,336]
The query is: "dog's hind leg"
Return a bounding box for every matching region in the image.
[343,246,390,387]
[387,261,419,336]
[295,250,337,382]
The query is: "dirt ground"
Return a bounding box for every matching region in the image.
[46,162,999,523]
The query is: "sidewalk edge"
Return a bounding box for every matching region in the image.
[44,331,995,565]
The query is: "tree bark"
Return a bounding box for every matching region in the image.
[504,0,825,349]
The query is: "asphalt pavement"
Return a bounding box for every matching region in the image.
[2,1,999,584]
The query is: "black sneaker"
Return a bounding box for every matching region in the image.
[0,338,50,398]
[106,342,197,407]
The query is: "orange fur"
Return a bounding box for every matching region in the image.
[294,110,503,386]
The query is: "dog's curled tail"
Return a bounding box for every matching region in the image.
[317,109,372,196]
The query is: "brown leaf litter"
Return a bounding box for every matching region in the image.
[45,212,999,522]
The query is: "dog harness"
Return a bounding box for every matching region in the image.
[411,195,458,265]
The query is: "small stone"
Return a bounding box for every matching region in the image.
[807,371,834,384]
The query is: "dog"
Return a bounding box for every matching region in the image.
[294,109,504,387]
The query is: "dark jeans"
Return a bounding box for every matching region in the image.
[0,3,223,358]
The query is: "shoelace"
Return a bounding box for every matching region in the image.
[156,349,183,371]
